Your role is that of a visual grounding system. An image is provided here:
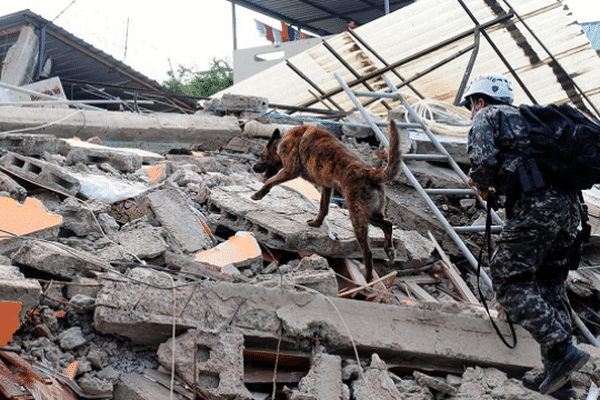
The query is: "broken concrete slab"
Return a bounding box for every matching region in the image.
[94,267,542,375]
[0,133,62,157]
[0,151,81,196]
[0,265,41,321]
[0,197,62,255]
[208,184,434,266]
[157,329,253,400]
[64,138,164,166]
[0,106,241,150]
[96,223,169,262]
[11,240,108,279]
[136,186,213,254]
[66,146,143,173]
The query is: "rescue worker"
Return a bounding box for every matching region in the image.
[462,73,589,399]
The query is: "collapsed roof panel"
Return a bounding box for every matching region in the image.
[219,0,600,118]
[0,9,194,113]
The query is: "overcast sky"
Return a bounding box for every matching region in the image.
[0,0,597,84]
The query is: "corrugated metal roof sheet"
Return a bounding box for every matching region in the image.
[227,0,415,35]
[0,9,194,113]
[219,0,600,119]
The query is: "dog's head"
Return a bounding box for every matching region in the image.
[252,129,283,179]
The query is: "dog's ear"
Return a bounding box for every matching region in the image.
[266,128,281,148]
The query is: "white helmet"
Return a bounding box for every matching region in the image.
[460,73,514,107]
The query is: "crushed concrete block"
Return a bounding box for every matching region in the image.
[94,268,542,374]
[351,353,402,400]
[195,231,262,271]
[64,138,164,165]
[0,133,61,156]
[96,223,169,262]
[66,147,142,172]
[158,329,253,400]
[413,370,457,396]
[113,371,187,400]
[0,151,81,196]
[11,240,107,280]
[59,197,107,237]
[220,93,268,111]
[136,186,212,253]
[77,373,113,396]
[208,184,434,266]
[0,197,62,255]
[0,265,42,322]
[291,353,349,400]
[58,326,88,350]
[0,169,27,201]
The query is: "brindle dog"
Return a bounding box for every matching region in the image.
[251,121,402,282]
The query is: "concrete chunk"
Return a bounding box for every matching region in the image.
[136,186,212,253]
[11,240,108,279]
[157,329,253,400]
[0,265,42,321]
[94,267,542,375]
[0,133,61,156]
[1,25,38,86]
[0,151,81,196]
[66,147,142,172]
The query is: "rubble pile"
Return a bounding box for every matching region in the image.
[2,107,600,400]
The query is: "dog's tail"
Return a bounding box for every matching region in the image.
[371,119,402,183]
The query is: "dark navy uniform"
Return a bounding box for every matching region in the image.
[468,104,580,370]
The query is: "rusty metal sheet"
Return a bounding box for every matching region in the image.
[0,351,78,400]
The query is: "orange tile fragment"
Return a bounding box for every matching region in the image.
[0,197,62,240]
[143,163,168,184]
[66,360,79,379]
[195,231,261,269]
[281,178,321,202]
[0,301,22,346]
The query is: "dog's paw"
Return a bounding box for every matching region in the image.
[251,192,263,201]
[385,247,395,262]
[307,219,323,227]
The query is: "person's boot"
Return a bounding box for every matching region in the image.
[539,342,590,395]
[522,372,576,400]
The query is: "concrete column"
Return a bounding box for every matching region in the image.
[1,25,39,86]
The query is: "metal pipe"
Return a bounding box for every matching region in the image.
[454,28,480,106]
[0,99,153,106]
[0,81,101,111]
[231,0,237,51]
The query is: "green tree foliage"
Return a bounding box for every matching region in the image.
[163,58,233,98]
